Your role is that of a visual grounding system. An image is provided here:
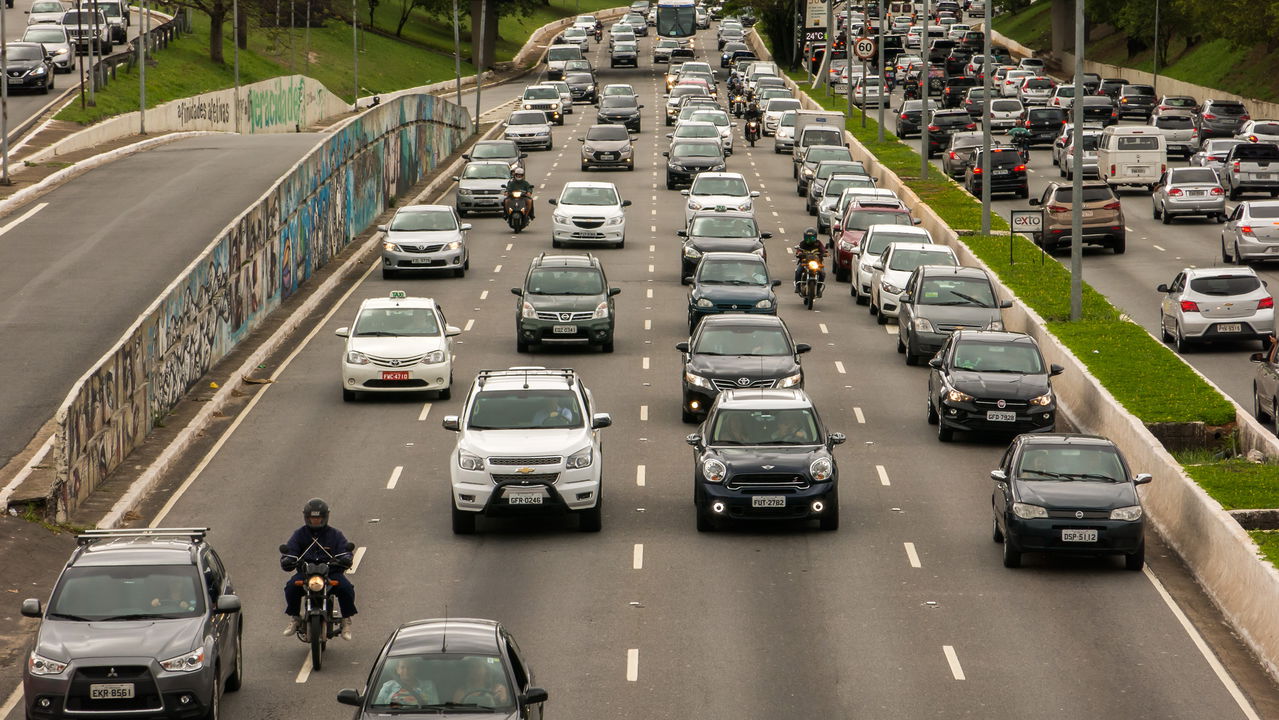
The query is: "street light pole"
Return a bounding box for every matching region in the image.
[876,0,884,141]
[1,1,10,185]
[233,0,240,133]
[1152,0,1159,96]
[140,0,147,134]
[351,0,359,110]
[979,0,992,233]
[919,0,928,178]
[475,0,486,126]
[452,0,462,105]
[1070,0,1084,321]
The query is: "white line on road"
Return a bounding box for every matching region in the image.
[647,288,653,298]
[493,264,502,273]
[644,319,652,330]
[786,247,793,254]
[876,465,890,486]
[834,361,846,374]
[633,543,644,569]
[649,244,656,252]
[636,464,646,486]
[885,324,899,335]
[1,685,22,720]
[348,546,368,574]
[651,225,656,232]
[904,542,921,568]
[505,243,513,251]
[640,405,648,421]
[464,319,475,332]
[418,402,432,422]
[943,646,965,680]
[854,407,865,424]
[0,202,47,239]
[296,656,313,683]
[648,264,655,273]
[626,649,639,682]
[642,356,650,370]
[771,211,779,216]
[1152,244,1166,252]
[819,323,829,334]
[386,466,403,490]
[652,208,657,215]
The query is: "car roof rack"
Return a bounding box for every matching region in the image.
[77,528,209,546]
[477,367,576,390]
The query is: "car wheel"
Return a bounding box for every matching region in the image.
[224,627,244,691]
[601,336,615,353]
[991,514,1004,543]
[937,419,953,442]
[457,207,468,218]
[437,383,452,400]
[1253,384,1269,423]
[1159,313,1172,343]
[451,503,476,534]
[1222,237,1232,263]
[875,305,888,325]
[1152,203,1161,220]
[1229,186,1240,201]
[1174,323,1191,354]
[896,333,906,354]
[203,672,220,720]
[1124,541,1145,571]
[1001,537,1021,568]
[342,388,357,402]
[1112,236,1126,254]
[516,337,529,353]
[926,397,939,425]
[453,266,464,278]
[578,493,602,532]
[552,238,563,248]
[1059,163,1066,178]
[1161,206,1172,225]
[1235,242,1244,264]
[818,490,839,531]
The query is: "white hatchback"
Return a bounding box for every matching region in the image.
[682,172,759,225]
[337,291,460,401]
[869,242,958,321]
[550,181,632,248]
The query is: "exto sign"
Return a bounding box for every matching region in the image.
[1010,209,1043,234]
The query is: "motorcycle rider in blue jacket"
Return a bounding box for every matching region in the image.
[281,498,357,640]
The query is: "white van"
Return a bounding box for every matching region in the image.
[1098,126,1168,191]
[545,44,583,80]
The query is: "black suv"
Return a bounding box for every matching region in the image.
[926,109,977,157]
[896,99,939,138]
[1097,77,1129,101]
[941,76,979,108]
[1020,106,1067,145]
[22,529,243,720]
[677,314,810,421]
[927,330,1063,441]
[1196,99,1251,141]
[1116,84,1156,120]
[512,253,620,353]
[965,146,1028,198]
[688,388,844,531]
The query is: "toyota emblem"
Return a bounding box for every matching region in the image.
[389,359,401,367]
[996,399,1006,409]
[560,313,571,321]
[737,377,751,387]
[1075,511,1084,519]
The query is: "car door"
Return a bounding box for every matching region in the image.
[992,440,1017,523]
[927,334,953,402]
[200,548,232,680]
[870,247,892,305]
[1160,272,1185,332]
[1224,204,1244,252]
[1258,340,1279,416]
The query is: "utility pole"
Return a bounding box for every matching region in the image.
[1,0,9,185]
[1070,0,1084,321]
[452,0,462,105]
[77,11,85,109]
[979,2,992,233]
[351,0,359,110]
[88,0,97,105]
[847,10,855,124]
[475,0,486,125]
[233,0,240,132]
[919,0,928,178]
[876,0,884,141]
[1152,0,1159,96]
[140,0,147,133]
[815,0,834,89]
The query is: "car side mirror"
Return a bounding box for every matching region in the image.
[1156,283,1169,293]
[871,260,884,271]
[1133,473,1153,486]
[1251,352,1267,363]
[999,299,1013,308]
[760,232,773,239]
[547,198,558,205]
[336,689,363,707]
[676,229,687,237]
[445,325,462,337]
[685,433,703,446]
[442,416,460,431]
[521,688,550,705]
[899,292,913,304]
[912,217,922,225]
[638,105,645,109]
[376,224,388,232]
[662,151,670,157]
[828,432,846,446]
[750,191,760,197]
[579,137,586,142]
[608,287,622,296]
[460,223,472,231]
[928,357,942,368]
[681,189,690,196]
[20,599,41,618]
[1049,363,1065,376]
[451,175,461,182]
[832,222,841,232]
[520,153,529,158]
[771,279,781,287]
[591,413,613,429]
[990,469,1008,483]
[1028,197,1040,205]
[215,595,242,614]
[334,327,350,338]
[675,341,690,353]
[622,200,633,207]
[511,287,524,296]
[462,154,471,160]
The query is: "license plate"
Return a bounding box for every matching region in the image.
[986,410,1017,422]
[1081,210,1094,218]
[1126,166,1147,175]
[994,169,1010,175]
[1189,190,1205,196]
[751,496,785,508]
[381,371,410,380]
[600,152,617,160]
[552,325,578,334]
[575,232,604,238]
[508,493,543,505]
[90,684,135,700]
[1061,528,1098,542]
[1257,173,1275,180]
[411,258,434,264]
[1217,323,1242,333]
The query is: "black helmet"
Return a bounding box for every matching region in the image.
[802,227,819,245]
[303,498,330,530]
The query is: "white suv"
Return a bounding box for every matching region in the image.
[336,291,461,401]
[550,181,632,248]
[443,367,613,534]
[682,172,759,225]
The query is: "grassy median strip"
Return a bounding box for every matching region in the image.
[1248,530,1279,567]
[1188,461,1279,510]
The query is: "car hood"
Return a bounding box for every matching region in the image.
[1014,479,1138,511]
[881,268,914,288]
[461,427,592,456]
[913,304,1001,328]
[710,446,826,474]
[39,618,203,662]
[599,107,639,117]
[948,370,1050,399]
[688,194,751,209]
[506,124,551,133]
[386,229,463,245]
[687,353,798,380]
[459,178,507,192]
[687,237,762,253]
[6,59,44,71]
[670,156,723,168]
[584,139,631,151]
[348,336,446,357]
[691,283,774,304]
[524,294,605,313]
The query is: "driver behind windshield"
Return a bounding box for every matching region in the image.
[452,657,511,707]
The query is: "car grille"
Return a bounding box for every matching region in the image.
[712,302,758,310]
[572,218,606,229]
[935,323,977,332]
[471,189,502,195]
[365,353,425,368]
[492,472,560,484]
[710,378,777,391]
[489,456,562,466]
[399,244,447,253]
[65,666,161,712]
[974,398,1029,409]
[7,70,25,78]
[1047,509,1111,519]
[536,311,593,321]
[727,472,808,489]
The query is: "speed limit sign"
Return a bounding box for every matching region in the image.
[852,37,876,60]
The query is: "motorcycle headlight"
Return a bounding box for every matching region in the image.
[754,298,773,309]
[445,240,462,251]
[684,371,714,389]
[521,302,538,319]
[945,388,974,403]
[346,350,370,365]
[606,215,625,226]
[592,301,610,319]
[778,372,803,388]
[806,260,821,271]
[1029,392,1054,406]
[881,280,902,295]
[159,649,205,673]
[1012,502,1048,519]
[553,213,571,224]
[696,297,714,307]
[423,350,446,364]
[458,451,485,471]
[702,458,727,483]
[683,245,703,259]
[28,652,67,676]
[1110,505,1144,522]
[306,575,326,592]
[913,317,935,333]
[567,446,594,469]
[809,457,833,482]
[383,241,401,252]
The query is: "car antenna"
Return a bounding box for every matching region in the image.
[442,604,449,653]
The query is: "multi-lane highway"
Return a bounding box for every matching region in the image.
[11,19,1274,720]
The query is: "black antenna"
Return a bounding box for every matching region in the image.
[442,603,449,653]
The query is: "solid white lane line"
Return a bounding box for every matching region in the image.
[626,649,639,682]
[0,202,47,239]
[464,319,475,332]
[644,318,652,330]
[885,324,899,335]
[386,466,403,490]
[834,361,846,374]
[943,646,965,680]
[640,405,648,421]
[642,356,650,370]
[633,543,644,569]
[493,264,502,273]
[418,402,432,421]
[1143,567,1262,719]
[1,685,23,720]
[904,542,921,568]
[295,656,313,683]
[819,323,829,334]
[876,465,890,486]
[348,546,368,574]
[854,407,865,424]
[1153,244,1166,252]
[636,464,646,486]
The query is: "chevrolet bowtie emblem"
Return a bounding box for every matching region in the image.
[516,468,535,474]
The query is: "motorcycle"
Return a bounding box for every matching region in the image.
[504,190,532,233]
[594,27,602,42]
[280,541,354,671]
[731,95,746,117]
[903,83,921,101]
[745,119,761,146]
[796,252,825,310]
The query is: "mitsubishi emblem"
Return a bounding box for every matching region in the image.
[1075,511,1084,519]
[737,377,751,387]
[996,399,1007,409]
[107,668,118,678]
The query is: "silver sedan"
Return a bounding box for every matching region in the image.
[1158,267,1274,352]
[1222,200,1279,263]
[1190,138,1247,173]
[1152,167,1226,224]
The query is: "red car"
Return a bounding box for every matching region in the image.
[830,198,919,281]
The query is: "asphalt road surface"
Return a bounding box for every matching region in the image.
[10,22,1273,720]
[0,132,321,467]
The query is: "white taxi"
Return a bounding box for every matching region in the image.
[336,291,461,401]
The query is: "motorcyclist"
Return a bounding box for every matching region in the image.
[793,227,828,292]
[744,99,763,124]
[504,168,536,220]
[281,498,357,640]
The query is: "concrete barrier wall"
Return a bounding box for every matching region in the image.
[50,93,473,519]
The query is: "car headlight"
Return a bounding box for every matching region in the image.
[160,649,205,673]
[1012,502,1048,519]
[695,297,714,307]
[31,66,47,75]
[523,103,533,109]
[458,451,485,471]
[606,215,625,226]
[945,388,973,403]
[688,201,704,210]
[591,301,610,319]
[521,302,538,319]
[346,350,370,365]
[753,299,773,309]
[553,213,571,224]
[1110,505,1144,522]
[683,245,703,259]
[383,241,401,252]
[669,163,685,171]
[1029,392,1053,406]
[809,457,833,482]
[584,145,597,153]
[567,446,594,469]
[550,102,560,110]
[684,371,714,389]
[53,48,70,56]
[423,350,446,364]
[702,458,727,482]
[911,317,934,333]
[802,167,815,177]
[446,240,462,251]
[839,240,855,252]
[881,280,902,295]
[710,163,726,171]
[457,187,473,196]
[28,652,67,676]
[778,372,802,388]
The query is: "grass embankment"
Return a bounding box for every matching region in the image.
[386,0,621,63]
[1249,530,1279,568]
[992,0,1279,104]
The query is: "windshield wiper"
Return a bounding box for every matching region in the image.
[354,331,397,337]
[416,703,497,712]
[1057,472,1119,482]
[45,612,91,621]
[948,291,990,306]
[1020,470,1073,481]
[99,613,184,621]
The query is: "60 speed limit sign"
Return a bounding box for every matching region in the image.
[852,37,876,60]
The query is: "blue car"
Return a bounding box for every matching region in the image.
[687,251,780,332]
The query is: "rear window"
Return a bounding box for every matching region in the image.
[1251,205,1279,219]
[1209,102,1246,115]
[1028,108,1065,122]
[1052,186,1115,203]
[1251,123,1279,136]
[1125,85,1155,96]
[1024,78,1053,90]
[801,129,844,146]
[1170,168,1218,184]
[1232,144,1279,160]
[1156,115,1194,129]
[1188,275,1262,296]
[985,150,1023,168]
[1116,136,1161,151]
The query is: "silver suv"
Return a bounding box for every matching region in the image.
[22,529,243,720]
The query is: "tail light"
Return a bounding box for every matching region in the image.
[1111,112,1118,118]
[1179,300,1200,313]
[928,124,940,131]
[1211,187,1225,196]
[1192,129,1199,138]
[1249,135,1259,143]
[1203,113,1216,120]
[1013,164,1026,172]
[1103,201,1122,211]
[1242,115,1251,121]
[1047,204,1068,213]
[1260,297,1275,310]
[1061,119,1068,124]
[948,151,958,159]
[1234,161,1241,172]
[1110,164,1117,176]
[1168,188,1183,196]
[971,167,983,174]
[901,113,909,120]
[1240,225,1254,234]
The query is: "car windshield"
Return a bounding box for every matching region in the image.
[615,42,637,51]
[601,96,637,109]
[587,126,629,141]
[370,654,514,711]
[1189,275,1262,296]
[468,389,583,429]
[524,87,559,99]
[952,340,1045,373]
[1017,446,1125,482]
[766,100,801,112]
[5,46,44,61]
[508,113,545,125]
[470,144,515,159]
[24,28,66,41]
[802,130,843,146]
[32,1,63,10]
[889,248,955,272]
[692,177,748,196]
[526,268,605,295]
[1127,85,1155,95]
[817,163,862,179]
[354,308,441,337]
[47,565,205,621]
[698,259,768,284]
[670,86,704,99]
[848,210,910,231]
[826,177,874,196]
[462,164,510,179]
[390,210,457,231]
[565,28,586,37]
[863,231,924,256]
[674,142,721,158]
[547,48,580,61]
[695,326,791,355]
[779,112,797,127]
[62,11,99,23]
[91,2,120,15]
[710,408,820,445]
[1024,78,1053,90]
[560,186,619,205]
[917,276,996,306]
[690,216,757,237]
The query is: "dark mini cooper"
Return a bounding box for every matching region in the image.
[927,330,1062,441]
[677,314,809,422]
[688,388,844,531]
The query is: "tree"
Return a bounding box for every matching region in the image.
[169,0,233,63]
[394,0,426,35]
[367,0,378,28]
[719,0,799,68]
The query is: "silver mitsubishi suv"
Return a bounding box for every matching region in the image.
[21,528,243,720]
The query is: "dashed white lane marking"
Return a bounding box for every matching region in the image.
[0,202,47,239]
[464,318,475,332]
[479,290,489,301]
[647,288,653,298]
[642,356,650,370]
[1152,244,1166,252]
[876,464,890,486]
[633,543,644,569]
[636,464,646,486]
[786,246,793,254]
[778,226,786,234]
[885,324,899,335]
[652,208,657,215]
[943,646,966,680]
[819,323,829,334]
[418,403,432,422]
[386,466,403,490]
[1125,226,1134,232]
[493,264,503,273]
[506,243,513,251]
[764,196,772,202]
[644,319,652,330]
[834,360,846,374]
[854,407,866,424]
[295,656,313,683]
[649,244,656,252]
[904,542,921,568]
[648,264,655,273]
[347,546,368,574]
[651,225,657,232]
[626,649,640,682]
[771,210,779,216]
[640,405,648,421]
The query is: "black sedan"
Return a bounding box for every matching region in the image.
[337,618,549,717]
[596,95,643,132]
[3,42,54,93]
[927,329,1062,441]
[664,140,726,190]
[677,314,809,421]
[565,71,598,104]
[679,210,771,280]
[688,388,844,531]
[991,433,1150,570]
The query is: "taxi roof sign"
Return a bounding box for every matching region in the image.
[389,290,407,299]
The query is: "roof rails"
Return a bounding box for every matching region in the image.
[476,368,576,390]
[77,528,209,546]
